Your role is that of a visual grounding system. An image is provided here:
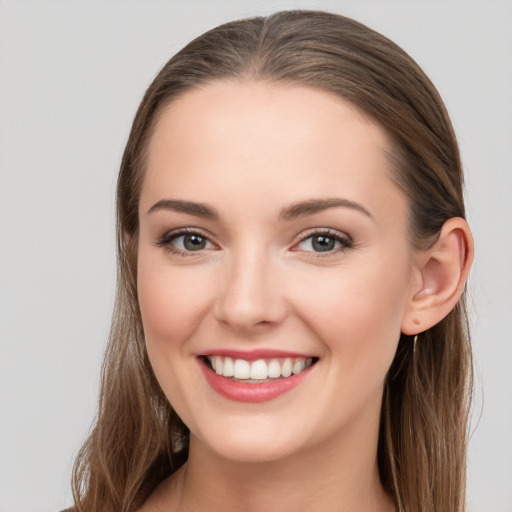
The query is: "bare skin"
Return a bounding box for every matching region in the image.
[141,418,395,512]
[136,81,472,512]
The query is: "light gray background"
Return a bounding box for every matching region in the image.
[1,1,511,511]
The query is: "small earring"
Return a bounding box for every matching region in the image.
[413,334,418,353]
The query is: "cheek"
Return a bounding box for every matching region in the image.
[136,253,215,422]
[289,253,411,376]
[137,253,214,348]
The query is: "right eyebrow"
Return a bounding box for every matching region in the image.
[279,197,373,221]
[146,199,219,220]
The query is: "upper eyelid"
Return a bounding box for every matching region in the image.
[159,227,213,239]
[293,227,352,243]
[154,227,352,248]
[155,227,218,247]
[290,229,353,255]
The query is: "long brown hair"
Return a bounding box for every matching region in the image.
[72,10,472,512]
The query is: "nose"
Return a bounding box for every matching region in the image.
[213,246,287,333]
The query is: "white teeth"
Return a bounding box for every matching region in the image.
[292,358,306,375]
[250,359,268,380]
[281,358,293,378]
[233,359,251,379]
[213,355,223,375]
[267,359,281,378]
[207,355,315,380]
[223,356,234,377]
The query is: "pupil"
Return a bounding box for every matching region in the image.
[184,234,206,251]
[312,235,334,252]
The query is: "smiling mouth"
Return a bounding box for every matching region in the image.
[202,355,318,383]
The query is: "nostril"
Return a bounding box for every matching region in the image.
[213,271,287,330]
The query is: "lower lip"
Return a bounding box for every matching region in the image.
[199,358,315,403]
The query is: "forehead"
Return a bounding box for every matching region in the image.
[141,80,404,223]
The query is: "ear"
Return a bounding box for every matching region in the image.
[401,217,474,335]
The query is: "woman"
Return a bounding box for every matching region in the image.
[71,10,473,512]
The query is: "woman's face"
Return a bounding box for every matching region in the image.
[137,81,419,463]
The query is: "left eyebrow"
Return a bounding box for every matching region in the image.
[146,199,219,219]
[279,198,373,221]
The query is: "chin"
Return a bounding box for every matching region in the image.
[201,436,303,464]
[190,416,315,464]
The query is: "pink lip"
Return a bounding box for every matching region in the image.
[199,348,316,361]
[198,357,316,403]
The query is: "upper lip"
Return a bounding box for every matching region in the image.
[199,348,317,361]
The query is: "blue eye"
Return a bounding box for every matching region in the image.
[296,231,352,254]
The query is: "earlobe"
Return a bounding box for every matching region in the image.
[401,217,473,335]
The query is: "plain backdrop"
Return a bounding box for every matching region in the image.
[1,1,511,511]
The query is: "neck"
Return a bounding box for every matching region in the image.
[171,409,394,512]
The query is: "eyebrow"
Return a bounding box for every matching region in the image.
[147,199,219,219]
[279,198,373,221]
[146,197,372,221]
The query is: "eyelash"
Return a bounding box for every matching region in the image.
[154,228,353,257]
[293,229,353,257]
[154,228,217,256]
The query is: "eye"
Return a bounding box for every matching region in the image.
[155,229,217,255]
[173,233,212,251]
[293,230,352,255]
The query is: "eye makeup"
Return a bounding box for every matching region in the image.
[154,227,218,256]
[291,228,353,257]
[154,226,354,258]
